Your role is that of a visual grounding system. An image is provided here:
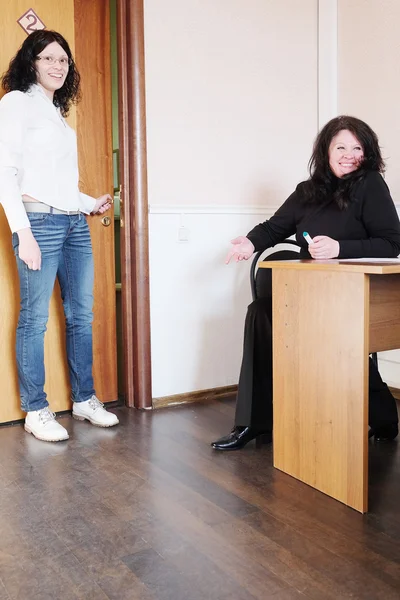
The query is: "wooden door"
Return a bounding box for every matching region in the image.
[0,0,117,423]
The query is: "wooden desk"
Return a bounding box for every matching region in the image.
[259,259,400,513]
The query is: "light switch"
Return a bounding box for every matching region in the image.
[178,226,190,242]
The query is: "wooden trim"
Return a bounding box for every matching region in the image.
[75,0,118,403]
[261,259,400,275]
[117,0,135,407]
[153,385,237,410]
[154,384,400,411]
[369,274,400,353]
[117,0,152,408]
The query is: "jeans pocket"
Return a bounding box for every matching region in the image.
[27,212,50,225]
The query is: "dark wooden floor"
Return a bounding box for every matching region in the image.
[0,398,399,600]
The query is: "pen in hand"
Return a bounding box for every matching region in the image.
[303,231,314,246]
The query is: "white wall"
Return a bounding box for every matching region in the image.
[149,207,280,397]
[144,0,319,397]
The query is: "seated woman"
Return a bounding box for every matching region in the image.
[212,115,400,451]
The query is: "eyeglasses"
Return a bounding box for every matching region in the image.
[36,56,72,67]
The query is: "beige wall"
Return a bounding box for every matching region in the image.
[144,0,320,397]
[144,0,318,210]
[144,0,400,397]
[142,0,400,397]
[338,0,400,198]
[338,0,400,387]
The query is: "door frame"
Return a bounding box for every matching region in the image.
[116,0,152,409]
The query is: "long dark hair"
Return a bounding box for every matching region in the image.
[303,115,385,209]
[1,30,80,117]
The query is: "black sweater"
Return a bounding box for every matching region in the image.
[246,171,400,258]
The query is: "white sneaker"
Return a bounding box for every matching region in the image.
[72,395,119,427]
[25,408,69,442]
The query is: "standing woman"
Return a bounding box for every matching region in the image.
[0,30,119,442]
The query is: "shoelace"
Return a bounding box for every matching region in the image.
[38,408,56,425]
[88,396,104,411]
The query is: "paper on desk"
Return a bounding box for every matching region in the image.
[339,257,400,263]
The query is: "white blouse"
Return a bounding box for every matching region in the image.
[0,84,96,233]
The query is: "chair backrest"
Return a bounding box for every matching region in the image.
[249,241,378,366]
[250,239,301,301]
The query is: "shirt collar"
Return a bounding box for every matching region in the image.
[27,83,64,115]
[28,83,51,99]
[28,83,60,109]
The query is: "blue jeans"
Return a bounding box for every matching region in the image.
[12,213,95,412]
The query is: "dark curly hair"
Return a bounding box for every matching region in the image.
[1,30,80,117]
[302,115,385,209]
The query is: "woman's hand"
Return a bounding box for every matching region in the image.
[17,228,41,270]
[225,236,255,264]
[92,194,113,214]
[309,235,339,259]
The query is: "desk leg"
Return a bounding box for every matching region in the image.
[272,269,369,512]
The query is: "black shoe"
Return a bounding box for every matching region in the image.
[369,423,398,442]
[211,426,272,451]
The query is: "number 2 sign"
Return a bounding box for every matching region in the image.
[17,8,46,34]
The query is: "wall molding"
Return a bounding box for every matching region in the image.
[149,205,278,215]
[153,384,237,409]
[150,202,400,215]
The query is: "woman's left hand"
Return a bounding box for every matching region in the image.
[92,194,113,214]
[309,235,340,259]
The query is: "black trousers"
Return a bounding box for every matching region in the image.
[234,297,399,430]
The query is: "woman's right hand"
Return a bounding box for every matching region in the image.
[17,228,41,270]
[225,236,255,264]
